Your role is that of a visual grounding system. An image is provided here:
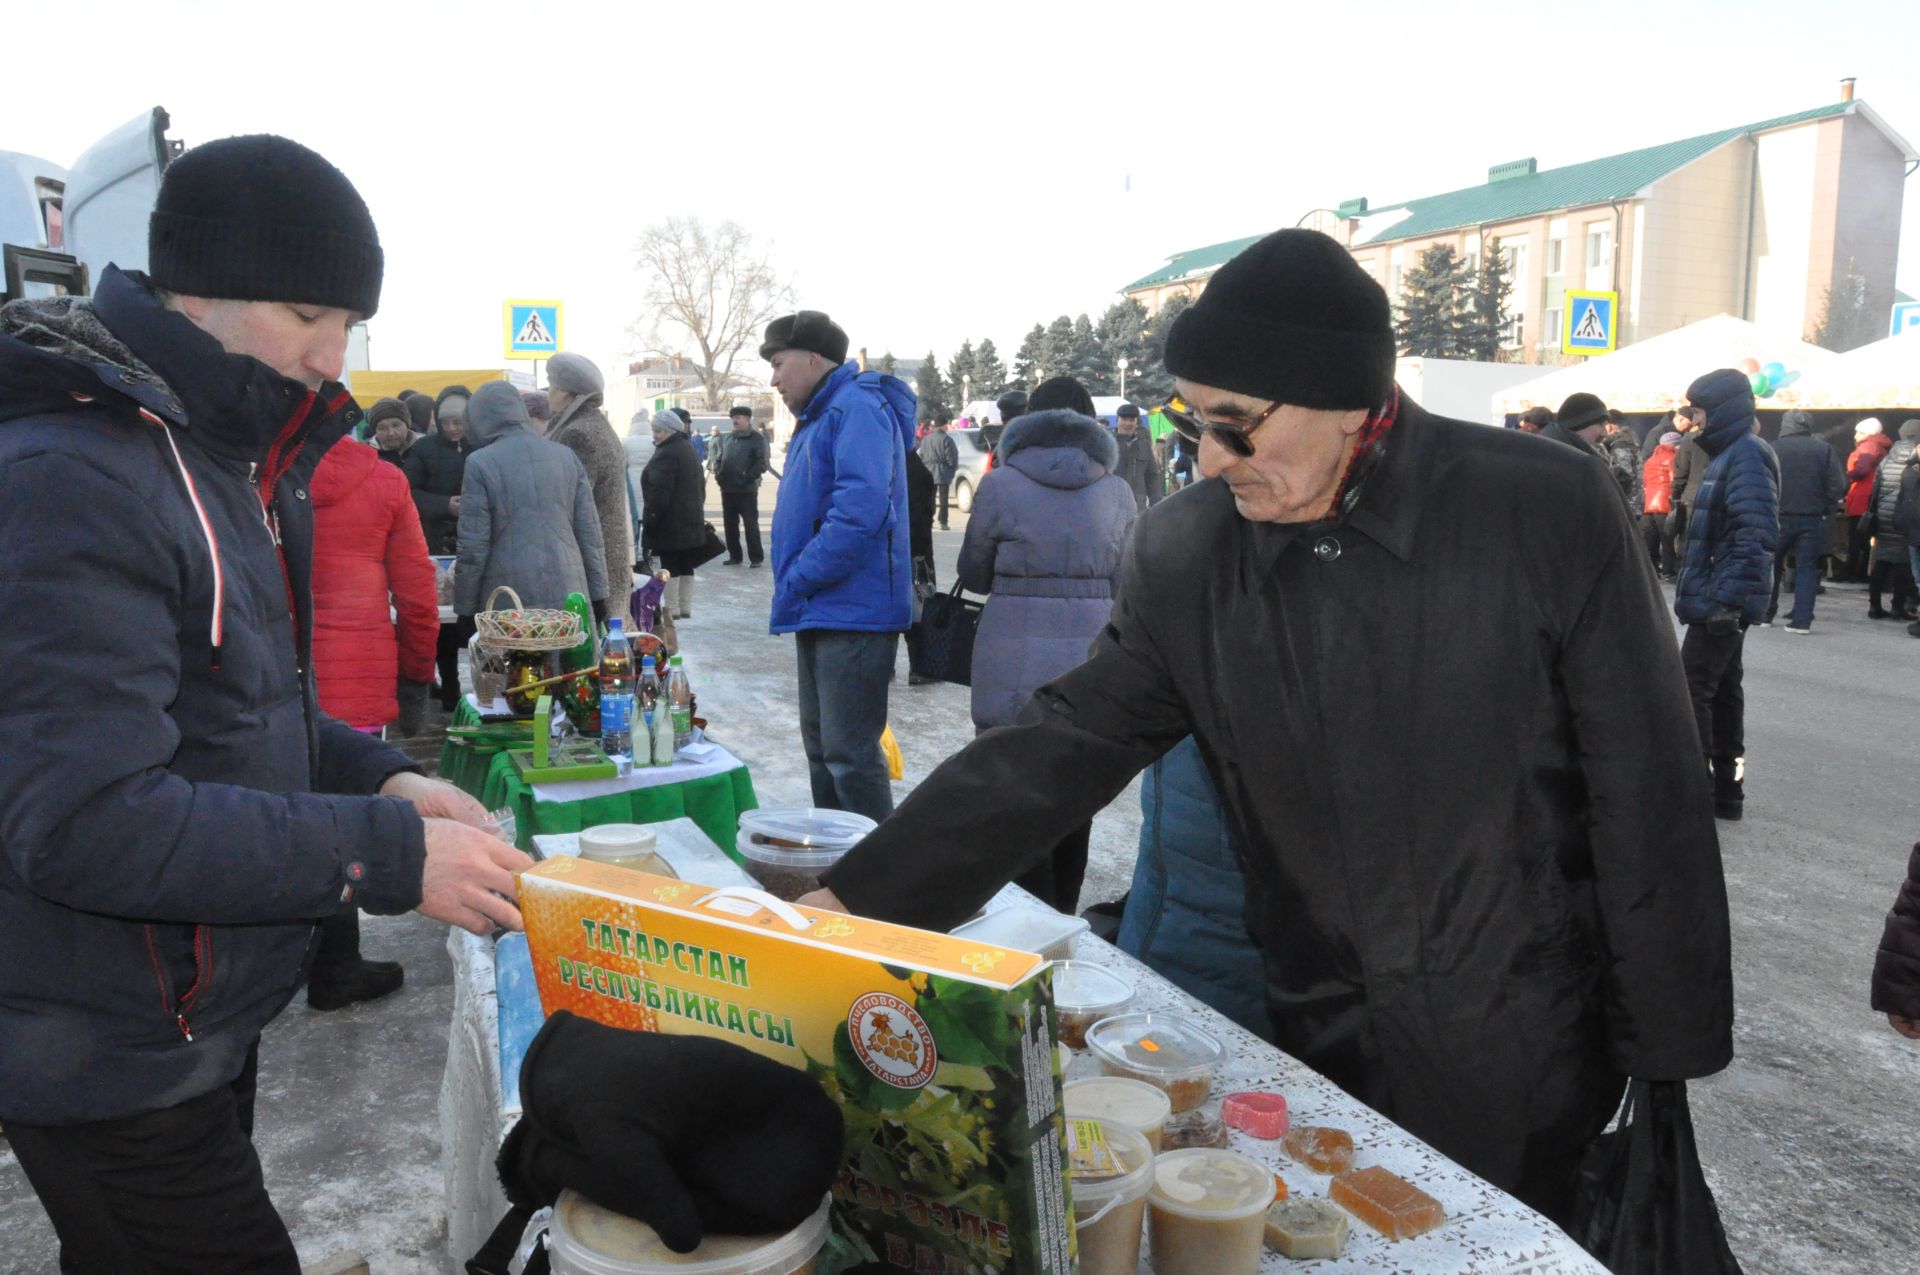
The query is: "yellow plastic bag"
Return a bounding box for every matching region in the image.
[880,724,904,781]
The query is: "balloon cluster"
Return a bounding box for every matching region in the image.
[1740,357,1797,398]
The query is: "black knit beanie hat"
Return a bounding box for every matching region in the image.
[1556,392,1609,432]
[148,135,384,317]
[366,397,409,428]
[1164,228,1395,410]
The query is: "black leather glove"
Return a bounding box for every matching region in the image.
[395,678,432,736]
[1706,606,1741,637]
[590,597,608,625]
[496,1010,842,1253]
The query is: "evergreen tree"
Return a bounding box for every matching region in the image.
[877,350,897,375]
[972,338,1008,397]
[916,350,950,419]
[1395,244,1474,358]
[1813,259,1880,353]
[946,339,978,409]
[1462,242,1514,362]
[1013,324,1047,389]
[1068,314,1104,390]
[1133,291,1193,405]
[1096,298,1155,400]
[1041,315,1076,383]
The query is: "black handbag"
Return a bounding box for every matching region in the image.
[685,522,727,570]
[1570,1079,1744,1275]
[910,581,983,685]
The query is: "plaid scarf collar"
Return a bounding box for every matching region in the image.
[1322,387,1401,522]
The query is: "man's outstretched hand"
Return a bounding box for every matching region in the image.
[381,772,531,933]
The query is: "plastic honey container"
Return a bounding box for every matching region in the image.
[1068,1119,1155,1275]
[735,808,876,901]
[1050,961,1134,1049]
[1085,1012,1225,1112]
[1064,1076,1174,1152]
[579,824,675,877]
[546,1190,830,1275]
[1145,1149,1276,1275]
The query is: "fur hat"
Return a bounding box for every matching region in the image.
[759,310,849,364]
[1856,418,1884,438]
[651,408,688,434]
[1164,228,1395,410]
[546,351,604,396]
[148,134,383,317]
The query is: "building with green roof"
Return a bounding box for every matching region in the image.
[1122,86,1912,361]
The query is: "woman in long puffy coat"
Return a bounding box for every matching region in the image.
[305,436,440,1008]
[957,397,1136,909]
[640,410,711,620]
[311,438,439,733]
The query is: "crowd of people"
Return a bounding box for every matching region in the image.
[3,129,1919,1274]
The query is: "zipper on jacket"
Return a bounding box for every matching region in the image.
[144,923,211,1043]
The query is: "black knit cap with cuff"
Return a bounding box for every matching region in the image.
[1164,228,1395,410]
[1555,392,1609,432]
[148,134,384,318]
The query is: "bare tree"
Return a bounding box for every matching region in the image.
[631,217,793,406]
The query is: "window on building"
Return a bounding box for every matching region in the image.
[1541,307,1563,349]
[1501,312,1524,350]
[1497,239,1528,350]
[1585,225,1612,290]
[1546,236,1563,276]
[1388,247,1405,298]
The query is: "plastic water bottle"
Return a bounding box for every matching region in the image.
[637,656,662,734]
[667,655,693,749]
[599,619,634,758]
[650,689,677,766]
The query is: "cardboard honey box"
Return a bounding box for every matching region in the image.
[520,857,1077,1274]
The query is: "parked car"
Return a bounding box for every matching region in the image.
[947,427,995,512]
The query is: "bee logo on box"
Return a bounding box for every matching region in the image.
[849,992,938,1089]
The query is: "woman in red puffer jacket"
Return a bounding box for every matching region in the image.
[311,438,439,732]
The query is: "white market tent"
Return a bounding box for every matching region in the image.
[1491,315,1835,416]
[1770,329,1920,411]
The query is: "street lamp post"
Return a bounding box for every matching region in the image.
[1117,356,1130,403]
[962,374,971,418]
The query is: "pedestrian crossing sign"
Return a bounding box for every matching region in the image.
[1561,291,1618,356]
[504,299,564,359]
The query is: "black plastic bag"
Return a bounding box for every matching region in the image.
[1570,1079,1744,1275]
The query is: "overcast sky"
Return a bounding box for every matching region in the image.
[18,0,1920,385]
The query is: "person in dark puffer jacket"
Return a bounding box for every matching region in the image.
[1767,409,1846,632]
[1674,368,1780,820]
[1870,843,1920,1039]
[0,134,532,1272]
[1864,419,1920,620]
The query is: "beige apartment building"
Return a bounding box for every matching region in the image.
[1122,87,1913,361]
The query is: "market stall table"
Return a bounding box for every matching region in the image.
[435,697,758,854]
[439,831,1608,1274]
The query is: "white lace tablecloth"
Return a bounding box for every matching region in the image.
[443,843,1605,1274]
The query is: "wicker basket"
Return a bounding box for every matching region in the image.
[473,586,583,652]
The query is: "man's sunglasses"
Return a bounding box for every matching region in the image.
[1164,399,1283,458]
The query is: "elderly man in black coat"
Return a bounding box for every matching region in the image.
[801,229,1733,1226]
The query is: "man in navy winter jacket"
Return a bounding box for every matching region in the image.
[0,136,531,1271]
[1767,408,1846,632]
[765,311,914,821]
[1674,368,1780,820]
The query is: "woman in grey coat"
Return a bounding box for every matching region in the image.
[958,403,1137,909]
[546,352,634,624]
[454,382,609,619]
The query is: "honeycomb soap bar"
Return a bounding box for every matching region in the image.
[1281,1125,1354,1175]
[1329,1165,1446,1240]
[1264,1198,1348,1260]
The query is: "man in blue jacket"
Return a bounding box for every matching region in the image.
[0,135,532,1271]
[1674,368,1781,821]
[764,311,914,822]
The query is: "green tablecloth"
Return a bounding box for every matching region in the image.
[437,700,757,857]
